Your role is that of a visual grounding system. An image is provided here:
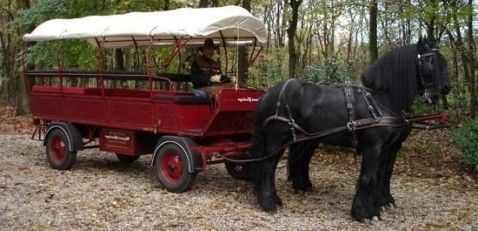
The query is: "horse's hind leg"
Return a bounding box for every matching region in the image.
[258,148,286,211]
[288,140,319,193]
[351,144,383,221]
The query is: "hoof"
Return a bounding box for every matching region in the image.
[260,197,278,212]
[274,195,283,206]
[362,216,379,225]
[386,203,396,212]
[294,189,307,195]
[352,205,381,222]
[293,185,313,194]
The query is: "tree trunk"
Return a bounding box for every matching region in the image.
[198,0,209,7]
[450,6,474,118]
[115,49,125,71]
[237,0,251,86]
[467,0,476,117]
[274,2,285,48]
[287,0,302,79]
[15,0,32,115]
[369,0,378,64]
[426,0,438,40]
[163,0,170,10]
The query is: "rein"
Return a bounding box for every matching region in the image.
[404,113,450,130]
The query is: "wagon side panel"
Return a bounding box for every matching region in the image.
[30,93,67,120]
[65,96,106,124]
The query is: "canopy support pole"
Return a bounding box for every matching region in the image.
[147,37,154,97]
[248,38,257,65]
[55,41,63,93]
[95,38,105,97]
[131,36,140,72]
[174,36,182,73]
[219,31,228,74]
[247,46,263,70]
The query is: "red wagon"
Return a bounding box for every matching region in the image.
[23,6,266,192]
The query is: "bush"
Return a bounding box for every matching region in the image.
[452,118,478,167]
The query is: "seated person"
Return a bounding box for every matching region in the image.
[190,38,233,97]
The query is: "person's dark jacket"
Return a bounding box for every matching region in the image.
[190,55,220,89]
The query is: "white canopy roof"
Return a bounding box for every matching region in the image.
[23,6,267,48]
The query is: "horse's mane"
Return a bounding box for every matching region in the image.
[361,45,418,113]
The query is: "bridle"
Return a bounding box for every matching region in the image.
[417,48,439,101]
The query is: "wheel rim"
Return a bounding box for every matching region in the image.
[49,135,66,163]
[160,151,184,183]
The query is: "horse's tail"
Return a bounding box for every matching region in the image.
[249,81,284,159]
[248,80,290,183]
[248,99,268,187]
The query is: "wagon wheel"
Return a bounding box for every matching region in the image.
[116,154,140,164]
[45,128,77,170]
[225,162,253,181]
[154,143,197,193]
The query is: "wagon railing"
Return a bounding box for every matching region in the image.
[24,70,177,97]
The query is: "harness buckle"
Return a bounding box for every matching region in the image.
[347,121,357,131]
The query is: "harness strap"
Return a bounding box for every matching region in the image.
[343,86,358,147]
[225,116,404,164]
[358,88,380,119]
[275,79,295,116]
[274,79,300,141]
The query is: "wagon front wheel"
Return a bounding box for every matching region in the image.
[154,143,197,193]
[45,128,77,170]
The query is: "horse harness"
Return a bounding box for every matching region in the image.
[262,79,403,146]
[220,78,448,164]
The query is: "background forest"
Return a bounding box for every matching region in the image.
[0,0,476,117]
[1,0,477,161]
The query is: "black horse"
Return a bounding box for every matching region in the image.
[249,38,450,222]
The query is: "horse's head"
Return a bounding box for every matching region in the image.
[416,38,450,104]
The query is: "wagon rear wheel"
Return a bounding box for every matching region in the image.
[154,143,197,193]
[116,154,139,164]
[225,162,253,181]
[45,128,77,170]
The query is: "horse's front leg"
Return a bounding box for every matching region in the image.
[377,129,409,212]
[351,144,383,222]
[380,139,405,211]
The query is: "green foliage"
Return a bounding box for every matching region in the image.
[452,119,478,167]
[16,0,69,28]
[248,48,288,89]
[26,41,97,70]
[412,101,437,115]
[304,57,354,84]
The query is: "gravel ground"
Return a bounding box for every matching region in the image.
[0,134,477,230]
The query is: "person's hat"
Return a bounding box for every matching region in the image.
[203,38,218,49]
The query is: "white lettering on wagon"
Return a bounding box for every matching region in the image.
[105,135,130,142]
[237,97,259,103]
